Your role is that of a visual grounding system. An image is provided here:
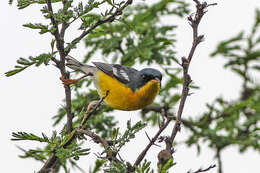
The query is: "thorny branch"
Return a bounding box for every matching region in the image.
[46,0,73,134]
[133,0,216,169]
[39,0,134,172]
[168,0,217,147]
[133,119,171,167]
[77,129,114,160]
[38,91,109,173]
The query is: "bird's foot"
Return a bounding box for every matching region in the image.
[60,74,90,85]
[80,100,100,128]
[87,100,100,112]
[60,77,79,85]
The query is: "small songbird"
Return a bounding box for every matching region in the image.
[62,55,162,111]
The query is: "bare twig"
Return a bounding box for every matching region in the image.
[38,1,73,172]
[145,131,161,147]
[133,0,216,169]
[187,164,216,173]
[168,0,216,150]
[143,105,198,134]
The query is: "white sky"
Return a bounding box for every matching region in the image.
[1,0,260,172]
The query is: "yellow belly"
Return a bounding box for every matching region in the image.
[93,70,160,111]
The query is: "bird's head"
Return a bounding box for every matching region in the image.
[140,68,162,82]
[138,68,162,88]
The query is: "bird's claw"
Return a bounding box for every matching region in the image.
[60,77,79,85]
[87,100,100,112]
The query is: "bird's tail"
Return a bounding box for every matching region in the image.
[66,55,97,75]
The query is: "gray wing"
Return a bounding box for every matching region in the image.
[92,62,138,84]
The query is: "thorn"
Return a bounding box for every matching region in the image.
[188,92,195,96]
[207,3,217,7]
[145,131,161,147]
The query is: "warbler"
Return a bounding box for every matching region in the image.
[63,55,162,111]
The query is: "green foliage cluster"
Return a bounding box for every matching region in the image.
[5,53,54,77]
[83,0,189,66]
[7,0,260,172]
[8,0,191,172]
[12,130,90,171]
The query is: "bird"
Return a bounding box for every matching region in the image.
[61,55,162,111]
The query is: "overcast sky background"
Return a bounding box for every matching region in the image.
[1,0,260,172]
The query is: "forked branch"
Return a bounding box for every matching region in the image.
[133,0,217,169]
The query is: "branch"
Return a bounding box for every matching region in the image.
[132,0,216,168]
[26,0,134,172]
[133,119,171,167]
[38,90,108,173]
[168,0,216,149]
[216,149,223,173]
[77,129,113,160]
[46,0,73,134]
[142,105,198,133]
[65,0,133,54]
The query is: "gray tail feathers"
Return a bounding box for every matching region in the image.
[66,55,97,75]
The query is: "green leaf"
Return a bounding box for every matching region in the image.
[17,146,47,161]
[59,130,76,147]
[11,132,50,142]
[23,23,50,34]
[79,13,101,30]
[158,158,175,173]
[92,160,107,173]
[5,53,54,77]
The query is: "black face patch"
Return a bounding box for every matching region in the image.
[140,68,162,81]
[133,68,162,90]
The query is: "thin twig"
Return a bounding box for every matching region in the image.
[65,0,133,54]
[168,0,216,149]
[143,105,198,134]
[77,129,113,159]
[133,119,171,167]
[187,164,216,173]
[38,2,73,172]
[145,131,161,147]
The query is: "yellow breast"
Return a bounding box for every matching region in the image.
[93,70,160,111]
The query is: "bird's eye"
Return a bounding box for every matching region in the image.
[141,74,152,81]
